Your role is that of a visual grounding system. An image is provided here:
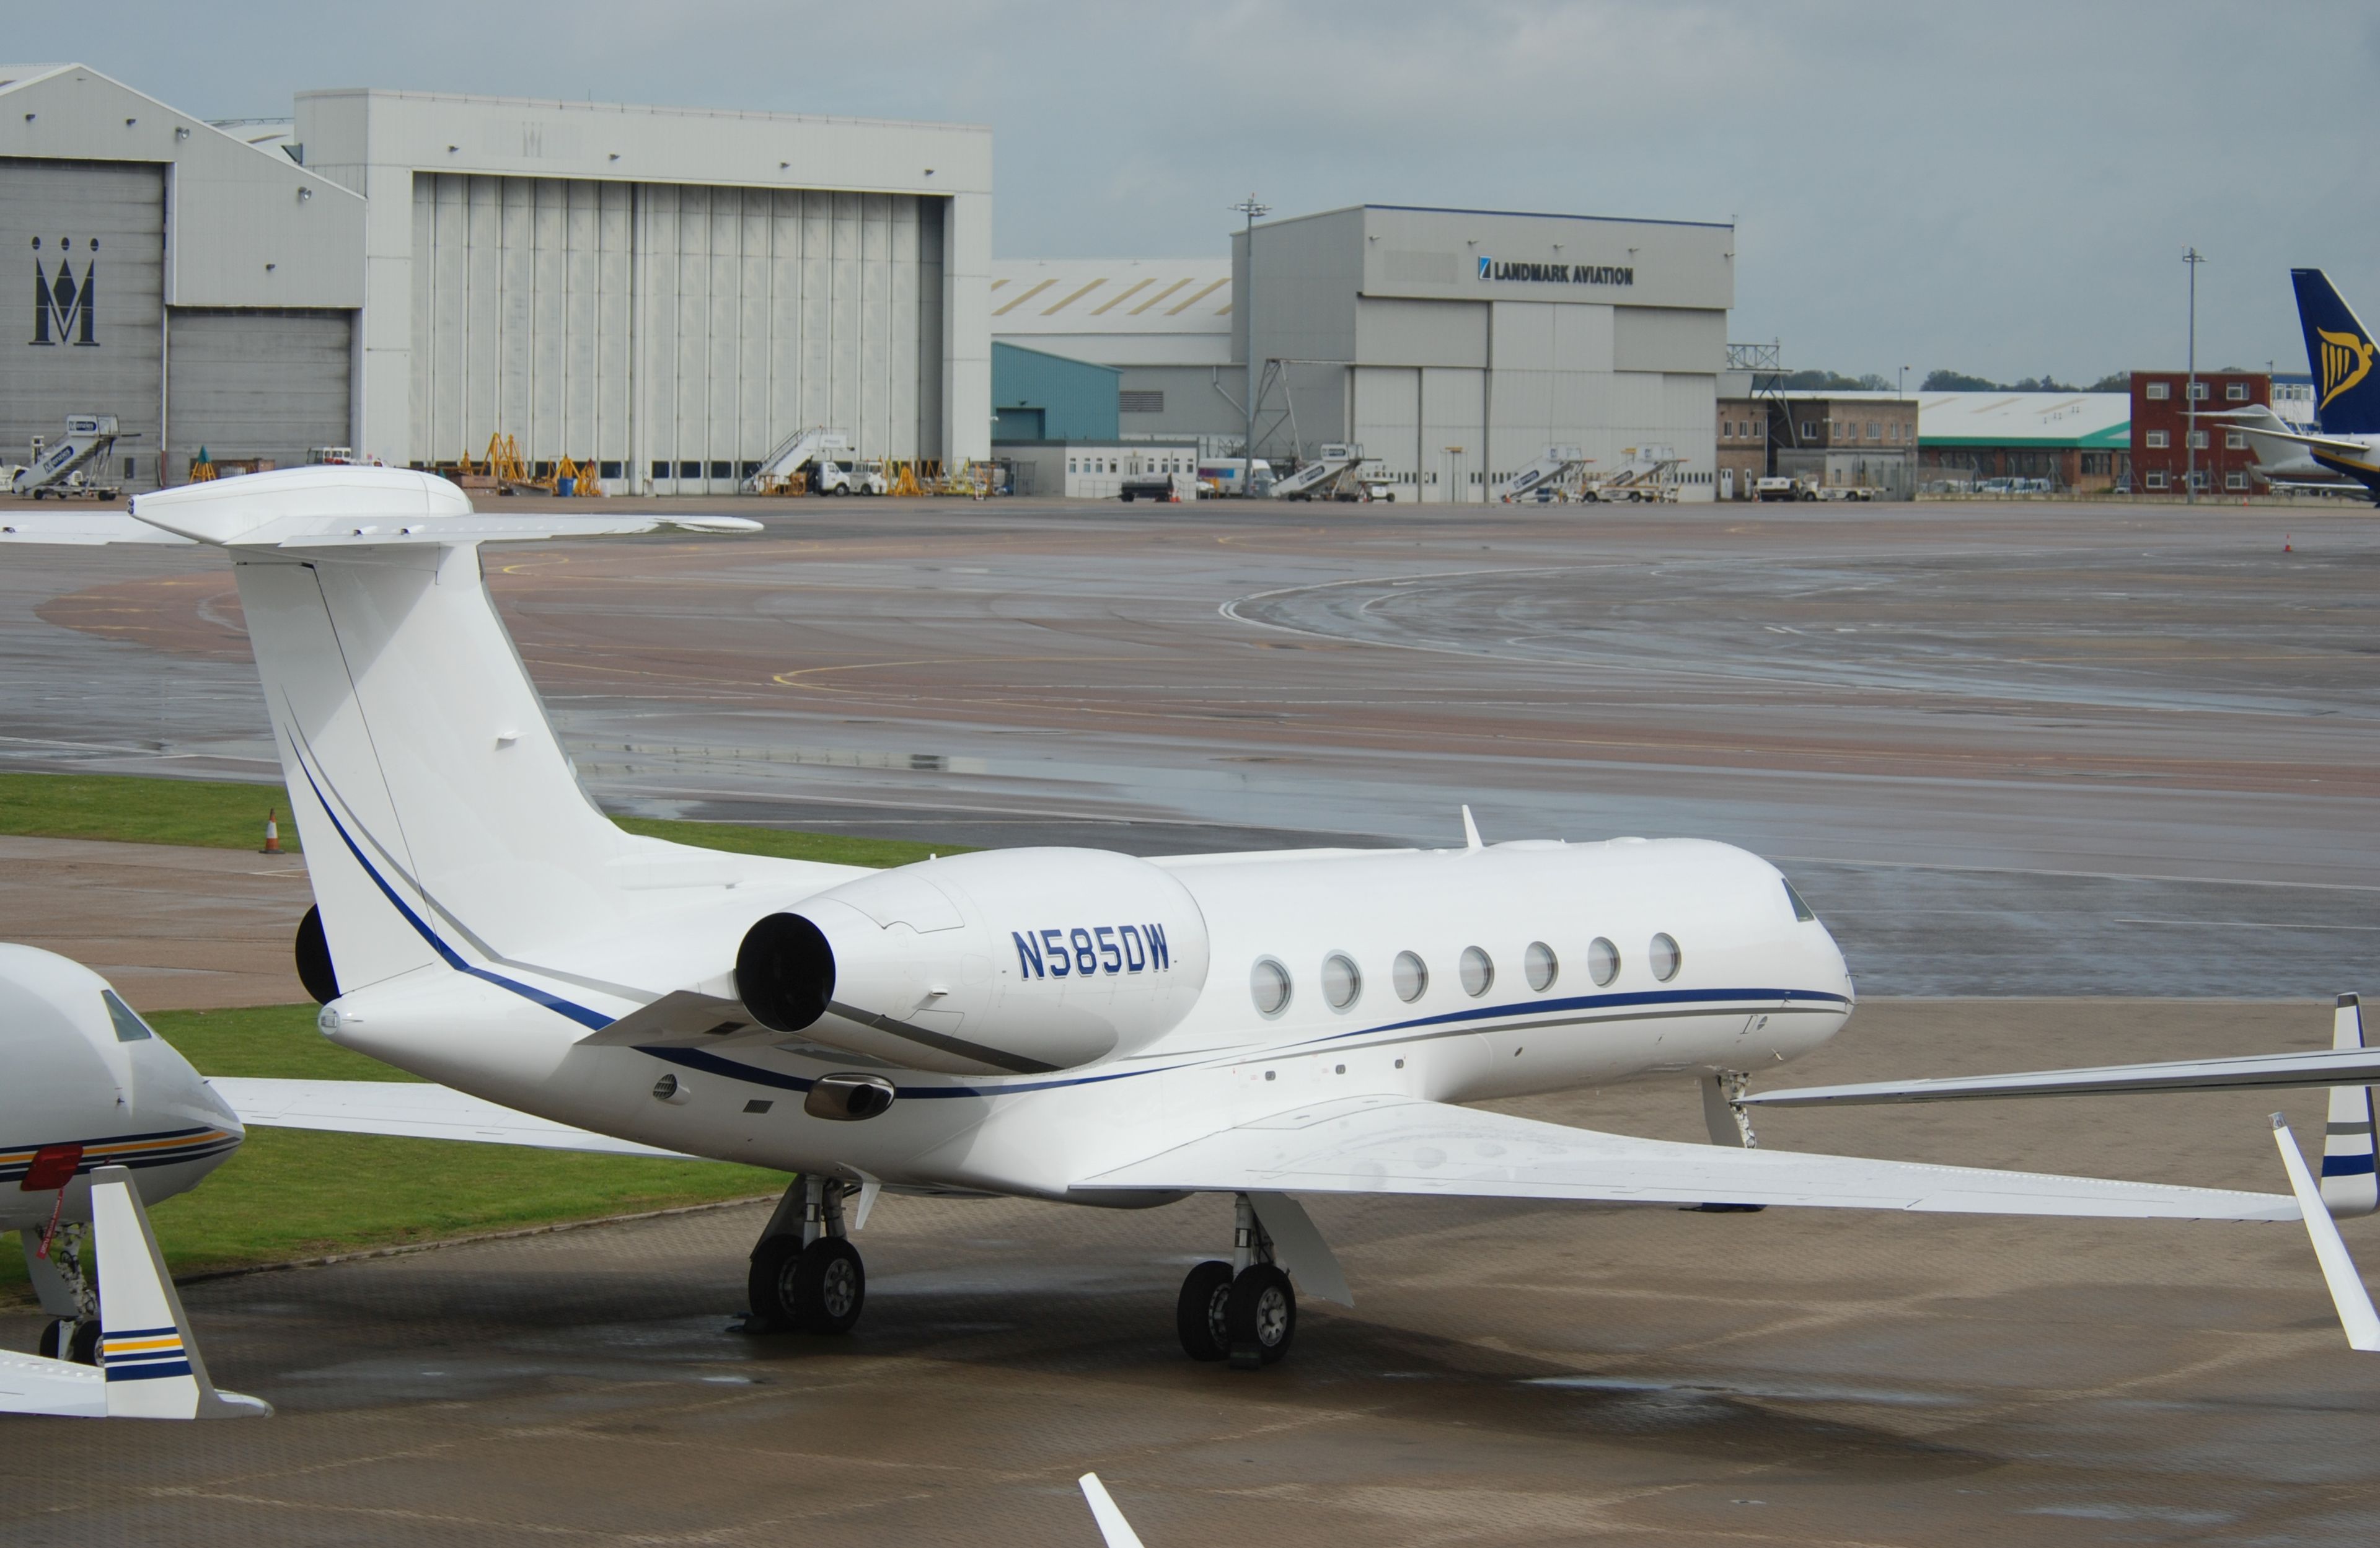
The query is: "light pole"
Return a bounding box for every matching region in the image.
[1898,364,1909,397]
[1232,194,1271,498]
[2183,246,2206,504]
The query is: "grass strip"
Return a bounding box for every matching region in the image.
[0,770,967,868]
[2,1004,779,1298]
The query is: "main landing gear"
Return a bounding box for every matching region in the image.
[1177,1193,1297,1369]
[747,1175,865,1335]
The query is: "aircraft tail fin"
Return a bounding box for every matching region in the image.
[90,1165,268,1418]
[2290,269,2380,434]
[123,468,769,1012]
[2322,995,2379,1218]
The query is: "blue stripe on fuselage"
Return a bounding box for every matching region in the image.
[289,744,614,1032]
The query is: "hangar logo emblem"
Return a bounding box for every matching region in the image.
[1476,255,1634,288]
[30,235,99,347]
[2316,326,2373,411]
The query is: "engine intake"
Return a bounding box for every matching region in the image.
[733,848,1211,1076]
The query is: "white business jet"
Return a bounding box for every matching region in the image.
[4,467,2370,1370]
[1,944,244,1367]
[1,938,656,1406]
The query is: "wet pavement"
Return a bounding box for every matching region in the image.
[4,1000,2373,1547]
[5,496,2378,995]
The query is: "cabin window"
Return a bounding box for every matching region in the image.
[1649,933,1682,982]
[1459,946,1494,998]
[1588,937,1620,986]
[1250,957,1292,1016]
[1393,951,1429,1001]
[1322,952,1362,1011]
[101,989,154,1042]
[1783,879,1817,922]
[1524,941,1558,992]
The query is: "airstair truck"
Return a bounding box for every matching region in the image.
[741,427,851,494]
[1499,445,1587,502]
[1272,443,1368,501]
[15,415,124,499]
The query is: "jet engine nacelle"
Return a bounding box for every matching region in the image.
[734,848,1212,1076]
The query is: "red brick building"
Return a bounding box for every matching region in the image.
[2129,371,2269,495]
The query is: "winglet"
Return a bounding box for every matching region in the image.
[2272,1115,2380,1352]
[1078,1473,1149,1548]
[1460,805,1484,851]
[2322,995,2378,1218]
[90,1165,270,1417]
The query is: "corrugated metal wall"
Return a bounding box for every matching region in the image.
[411,174,940,490]
[0,157,164,489]
[165,309,353,477]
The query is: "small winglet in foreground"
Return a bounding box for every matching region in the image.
[0,1166,268,1418]
[2272,1117,2380,1352]
[1079,1474,1150,1548]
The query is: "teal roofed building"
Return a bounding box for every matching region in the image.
[990,342,1119,443]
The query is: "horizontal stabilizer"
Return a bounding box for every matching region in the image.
[1,1166,266,1418]
[209,1078,693,1158]
[1740,1047,2380,1108]
[1075,1095,2296,1221]
[0,513,196,545]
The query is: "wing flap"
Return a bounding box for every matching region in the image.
[1075,1096,2294,1221]
[1740,1047,2380,1108]
[208,1077,694,1158]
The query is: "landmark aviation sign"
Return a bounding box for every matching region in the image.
[1478,255,1633,287]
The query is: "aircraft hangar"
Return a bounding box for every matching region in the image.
[0,63,992,495]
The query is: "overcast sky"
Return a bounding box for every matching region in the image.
[73,1,2380,384]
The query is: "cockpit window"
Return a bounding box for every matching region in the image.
[1783,879,1817,923]
[102,988,155,1042]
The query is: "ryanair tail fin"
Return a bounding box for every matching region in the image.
[2291,269,2380,434]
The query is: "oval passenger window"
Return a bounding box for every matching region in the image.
[1251,957,1292,1016]
[1588,937,1619,986]
[1459,946,1494,998]
[1322,952,1362,1010]
[1393,950,1428,1003]
[1649,933,1681,982]
[1524,941,1558,992]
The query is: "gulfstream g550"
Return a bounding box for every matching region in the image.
[6,467,2367,1370]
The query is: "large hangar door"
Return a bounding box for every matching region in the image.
[165,309,353,482]
[0,157,165,490]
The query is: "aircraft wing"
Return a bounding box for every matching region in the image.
[207,1077,695,1159]
[1740,1047,2380,1109]
[0,512,198,545]
[2206,422,2374,460]
[1073,1094,2296,1220]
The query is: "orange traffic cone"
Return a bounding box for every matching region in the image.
[262,807,282,855]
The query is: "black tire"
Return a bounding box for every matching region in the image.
[1176,1259,1235,1361]
[38,1319,66,1360]
[69,1318,102,1366]
[1119,491,1134,503]
[789,1237,865,1334]
[747,1234,801,1329]
[1226,1263,1295,1368]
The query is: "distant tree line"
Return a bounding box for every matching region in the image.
[1920,369,2131,393]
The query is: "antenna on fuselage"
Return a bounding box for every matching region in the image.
[1460,805,1484,851]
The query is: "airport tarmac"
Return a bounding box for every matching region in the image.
[5,495,2379,1543]
[4,495,2377,995]
[4,999,2374,1547]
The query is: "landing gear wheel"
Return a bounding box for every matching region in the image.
[747,1234,801,1330]
[1176,1259,1234,1361]
[789,1237,865,1334]
[68,1318,101,1366]
[1226,1263,1295,1369]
